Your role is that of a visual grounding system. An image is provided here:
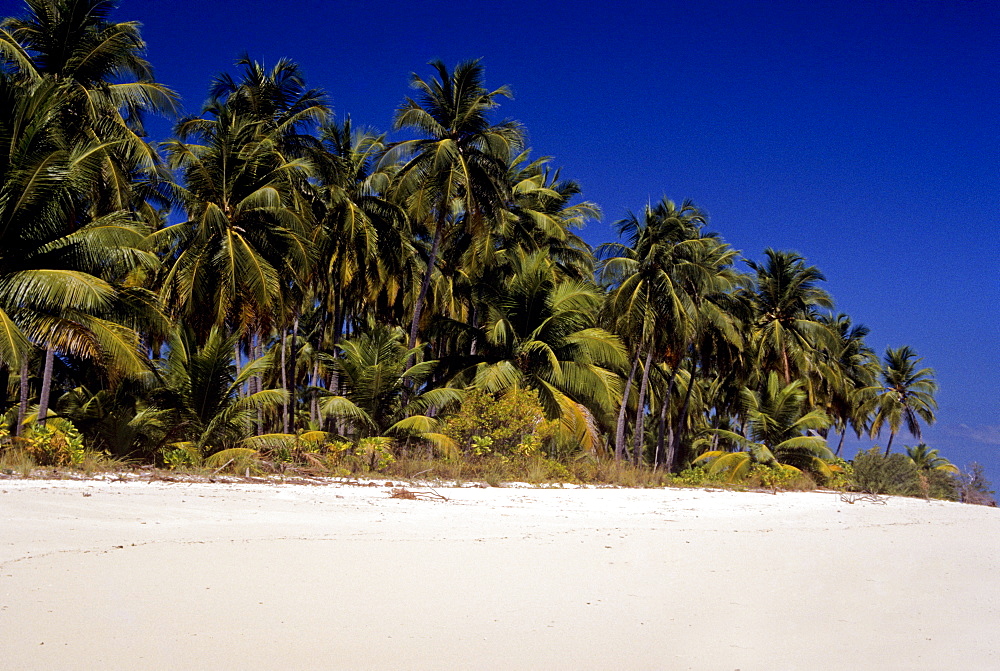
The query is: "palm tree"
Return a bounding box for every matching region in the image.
[599,198,710,463]
[696,371,834,482]
[307,117,412,340]
[1,0,175,429]
[384,59,523,350]
[503,152,600,281]
[0,75,155,432]
[0,0,178,213]
[743,248,835,385]
[150,327,286,456]
[869,345,937,455]
[813,313,879,455]
[153,100,313,341]
[318,324,462,440]
[905,444,958,474]
[456,251,625,452]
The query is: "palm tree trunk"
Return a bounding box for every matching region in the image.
[17,358,29,436]
[253,337,263,435]
[36,345,55,426]
[631,347,655,465]
[668,359,697,471]
[280,330,289,434]
[408,210,447,352]
[234,342,243,398]
[290,316,299,432]
[836,428,847,456]
[310,360,320,427]
[654,364,680,469]
[615,350,641,461]
[884,430,896,456]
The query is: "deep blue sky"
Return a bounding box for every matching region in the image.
[6,0,998,477]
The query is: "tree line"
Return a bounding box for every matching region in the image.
[0,0,957,490]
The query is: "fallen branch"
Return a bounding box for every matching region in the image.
[389,487,448,502]
[840,491,888,505]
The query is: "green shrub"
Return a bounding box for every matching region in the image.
[851,448,920,496]
[441,388,556,460]
[21,419,86,467]
[355,437,396,471]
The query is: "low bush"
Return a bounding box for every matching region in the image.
[850,448,920,496]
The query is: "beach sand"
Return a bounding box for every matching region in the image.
[1,479,998,670]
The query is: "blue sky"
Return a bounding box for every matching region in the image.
[8,0,997,477]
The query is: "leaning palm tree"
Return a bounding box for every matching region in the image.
[696,371,834,482]
[869,345,937,455]
[383,59,524,350]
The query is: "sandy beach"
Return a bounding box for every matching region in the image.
[1,479,998,670]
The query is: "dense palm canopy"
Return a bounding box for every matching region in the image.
[0,1,946,486]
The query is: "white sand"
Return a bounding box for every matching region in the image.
[1,479,998,670]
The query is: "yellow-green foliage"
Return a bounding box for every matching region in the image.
[22,419,86,467]
[354,437,396,470]
[442,388,557,460]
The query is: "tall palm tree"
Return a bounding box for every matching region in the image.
[0,75,155,431]
[153,101,313,341]
[869,345,937,455]
[503,152,599,281]
[598,198,710,463]
[0,0,178,212]
[384,59,523,350]
[813,313,879,455]
[1,0,175,428]
[743,248,835,385]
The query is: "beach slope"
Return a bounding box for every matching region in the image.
[1,480,998,669]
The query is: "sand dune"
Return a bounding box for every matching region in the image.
[1,479,998,670]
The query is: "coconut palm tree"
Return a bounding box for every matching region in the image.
[455,251,625,452]
[150,327,286,457]
[743,248,836,385]
[384,59,523,350]
[905,444,958,474]
[0,0,178,213]
[813,313,879,455]
[0,75,156,432]
[1,0,174,429]
[869,345,937,455]
[696,371,834,482]
[318,324,462,440]
[503,152,599,281]
[598,198,711,463]
[153,100,313,341]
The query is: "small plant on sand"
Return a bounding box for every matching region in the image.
[442,387,556,461]
[21,419,87,467]
[355,437,396,471]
